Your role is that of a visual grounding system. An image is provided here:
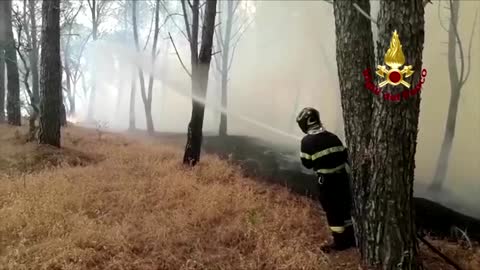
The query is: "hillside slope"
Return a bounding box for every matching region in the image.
[0,124,478,270]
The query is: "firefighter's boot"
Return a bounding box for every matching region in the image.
[320,226,356,253]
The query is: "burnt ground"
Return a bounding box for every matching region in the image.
[131,130,480,244]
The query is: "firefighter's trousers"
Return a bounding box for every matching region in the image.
[317,170,356,248]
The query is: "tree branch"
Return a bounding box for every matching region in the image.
[352,3,378,26]
[230,18,253,43]
[233,0,242,15]
[460,8,478,86]
[180,0,193,42]
[159,12,183,32]
[142,9,157,51]
[169,32,192,77]
[227,38,240,72]
[160,1,190,42]
[438,0,449,32]
[449,0,465,85]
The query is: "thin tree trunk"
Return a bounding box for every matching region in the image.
[132,0,154,134]
[332,0,375,260]
[63,34,75,116]
[87,0,97,122]
[3,0,21,126]
[430,0,461,191]
[366,0,426,268]
[218,0,234,137]
[183,0,217,166]
[0,48,5,123]
[25,0,40,139]
[38,0,62,147]
[29,0,39,107]
[129,69,136,130]
[144,0,162,134]
[159,42,170,126]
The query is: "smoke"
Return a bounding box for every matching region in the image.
[70,1,480,216]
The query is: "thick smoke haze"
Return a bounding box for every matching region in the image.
[70,1,479,216]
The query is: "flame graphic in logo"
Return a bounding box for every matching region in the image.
[376,30,414,88]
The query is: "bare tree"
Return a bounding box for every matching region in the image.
[61,0,83,117]
[213,0,253,136]
[0,0,21,126]
[38,0,62,147]
[11,0,41,137]
[430,0,478,191]
[176,0,218,166]
[132,0,161,134]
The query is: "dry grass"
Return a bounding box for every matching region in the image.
[0,124,478,270]
[0,125,332,270]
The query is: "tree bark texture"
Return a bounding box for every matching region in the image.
[366,0,425,269]
[332,0,375,260]
[0,48,5,123]
[38,0,62,147]
[183,0,217,166]
[430,0,460,191]
[2,0,21,126]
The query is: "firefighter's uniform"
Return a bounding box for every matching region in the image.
[300,129,356,250]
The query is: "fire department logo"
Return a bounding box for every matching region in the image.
[376,30,414,88]
[362,30,427,101]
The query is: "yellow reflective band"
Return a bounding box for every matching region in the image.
[316,163,346,174]
[300,146,346,160]
[300,152,311,159]
[330,226,346,233]
[345,164,352,174]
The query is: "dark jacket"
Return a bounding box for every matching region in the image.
[300,129,349,175]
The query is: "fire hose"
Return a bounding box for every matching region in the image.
[417,232,463,270]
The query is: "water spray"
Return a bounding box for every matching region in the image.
[102,42,303,142]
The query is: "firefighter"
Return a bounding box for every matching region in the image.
[296,107,356,252]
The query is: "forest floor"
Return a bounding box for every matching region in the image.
[0,123,479,270]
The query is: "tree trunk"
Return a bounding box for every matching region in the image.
[430,0,461,191]
[365,1,425,268]
[159,42,170,125]
[63,36,75,117]
[129,69,136,131]
[2,0,21,126]
[183,0,217,166]
[132,0,154,134]
[332,0,375,260]
[29,0,40,113]
[38,0,62,147]
[0,48,5,123]
[218,0,234,137]
[87,0,98,122]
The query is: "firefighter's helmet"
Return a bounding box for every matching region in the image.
[296,107,322,134]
